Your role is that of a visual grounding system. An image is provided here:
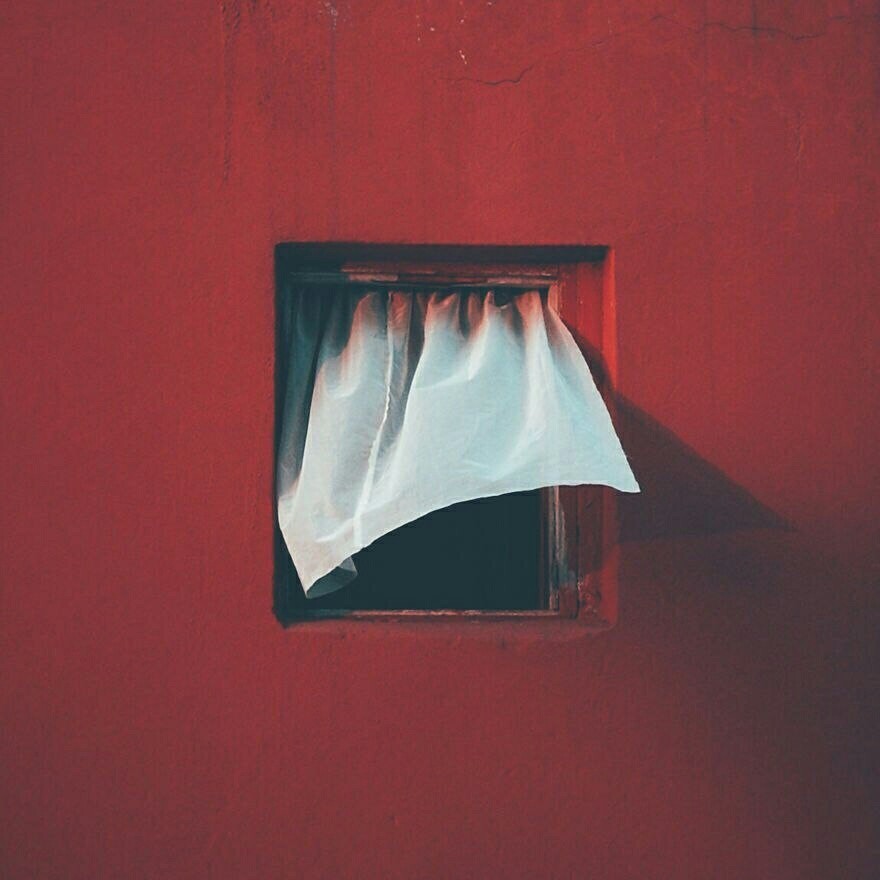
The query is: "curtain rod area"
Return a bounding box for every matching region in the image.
[287,272,554,289]
[287,262,560,288]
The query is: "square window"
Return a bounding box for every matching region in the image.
[273,245,631,625]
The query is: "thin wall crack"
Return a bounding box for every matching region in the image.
[444,11,876,89]
[447,63,536,87]
[653,12,872,42]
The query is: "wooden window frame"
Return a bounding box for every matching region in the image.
[274,244,621,629]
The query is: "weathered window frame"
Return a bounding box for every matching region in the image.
[274,244,621,628]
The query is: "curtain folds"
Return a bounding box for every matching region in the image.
[277,286,639,598]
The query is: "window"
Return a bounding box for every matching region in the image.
[273,245,636,625]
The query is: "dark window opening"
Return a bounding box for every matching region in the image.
[292,490,542,612]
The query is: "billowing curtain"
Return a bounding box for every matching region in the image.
[277,286,639,598]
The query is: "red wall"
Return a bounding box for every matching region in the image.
[2,2,878,877]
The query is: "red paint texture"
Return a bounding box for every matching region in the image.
[2,2,878,878]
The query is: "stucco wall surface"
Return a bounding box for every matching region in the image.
[1,2,878,878]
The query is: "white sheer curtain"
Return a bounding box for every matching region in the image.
[277,286,639,598]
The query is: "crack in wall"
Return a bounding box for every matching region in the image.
[655,12,867,42]
[446,11,878,88]
[449,62,536,87]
